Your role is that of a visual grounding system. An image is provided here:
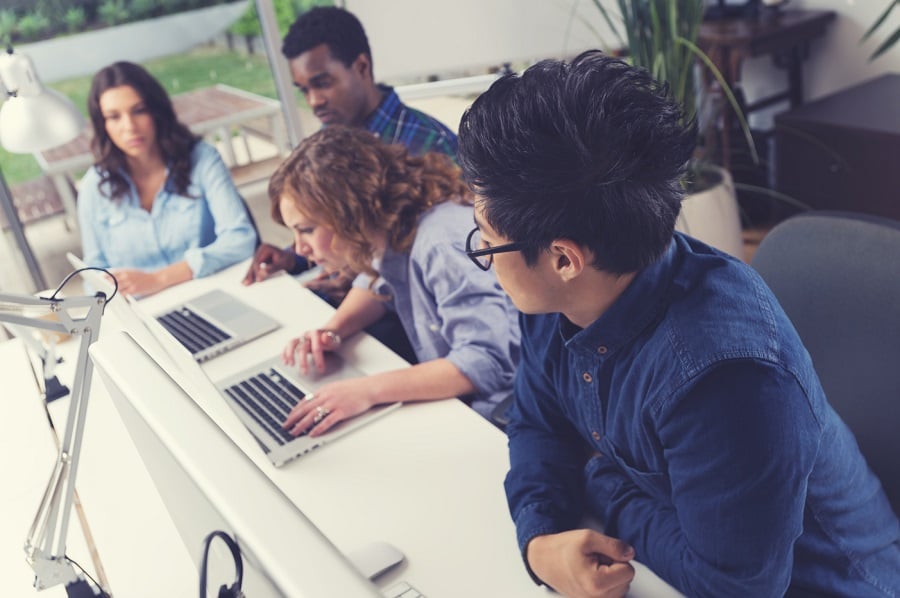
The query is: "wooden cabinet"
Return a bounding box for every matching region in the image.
[699,9,835,172]
[775,74,900,221]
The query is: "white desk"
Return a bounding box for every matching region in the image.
[4,262,683,596]
[0,336,198,597]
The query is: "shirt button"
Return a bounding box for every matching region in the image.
[592,431,601,441]
[582,372,593,383]
[597,345,608,354]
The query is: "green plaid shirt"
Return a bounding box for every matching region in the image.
[365,85,458,159]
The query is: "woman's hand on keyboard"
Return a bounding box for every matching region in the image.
[282,377,378,437]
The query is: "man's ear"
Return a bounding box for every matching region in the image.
[549,239,587,282]
[353,53,373,80]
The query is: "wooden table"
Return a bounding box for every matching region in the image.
[34,84,285,226]
[698,9,836,170]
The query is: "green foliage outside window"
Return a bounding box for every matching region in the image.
[230,0,332,40]
[1,0,241,45]
[62,8,87,33]
[98,0,130,27]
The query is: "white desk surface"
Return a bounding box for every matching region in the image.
[0,337,198,597]
[4,262,682,597]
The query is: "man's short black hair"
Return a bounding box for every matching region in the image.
[282,6,372,69]
[458,50,697,274]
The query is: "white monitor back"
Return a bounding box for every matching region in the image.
[90,330,381,598]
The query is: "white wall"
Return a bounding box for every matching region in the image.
[742,0,900,128]
[344,0,620,82]
[346,0,897,126]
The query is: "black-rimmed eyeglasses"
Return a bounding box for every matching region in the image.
[465,227,525,271]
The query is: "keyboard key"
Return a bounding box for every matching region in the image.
[157,308,231,355]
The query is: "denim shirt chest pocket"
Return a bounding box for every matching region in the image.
[166,191,202,216]
[101,201,148,266]
[594,436,670,501]
[158,193,202,256]
[105,205,127,227]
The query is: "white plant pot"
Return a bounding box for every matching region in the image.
[675,167,744,260]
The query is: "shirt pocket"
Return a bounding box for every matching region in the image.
[160,196,202,253]
[105,208,127,227]
[598,438,670,501]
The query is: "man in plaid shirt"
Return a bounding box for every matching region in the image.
[243,6,459,362]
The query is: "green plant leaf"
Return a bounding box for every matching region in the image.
[679,35,758,165]
[869,27,900,61]
[861,0,899,61]
[861,0,896,42]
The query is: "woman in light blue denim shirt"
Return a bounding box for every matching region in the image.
[269,126,520,436]
[76,62,257,296]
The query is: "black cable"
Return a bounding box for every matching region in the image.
[199,530,244,598]
[65,556,111,597]
[44,267,119,303]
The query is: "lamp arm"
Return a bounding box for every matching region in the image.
[0,291,107,595]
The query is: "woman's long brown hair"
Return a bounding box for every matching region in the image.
[87,61,198,200]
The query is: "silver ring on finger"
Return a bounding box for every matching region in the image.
[313,405,330,424]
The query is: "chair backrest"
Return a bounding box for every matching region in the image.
[239,193,261,250]
[751,211,900,514]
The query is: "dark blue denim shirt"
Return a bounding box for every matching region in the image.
[505,233,900,597]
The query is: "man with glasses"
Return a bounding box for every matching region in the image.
[458,51,900,598]
[465,227,524,271]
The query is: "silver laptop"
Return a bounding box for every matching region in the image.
[118,286,400,468]
[66,253,279,362]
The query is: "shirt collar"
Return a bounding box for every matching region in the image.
[563,237,681,355]
[364,84,400,133]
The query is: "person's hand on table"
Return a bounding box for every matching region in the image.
[301,268,355,303]
[526,529,635,598]
[282,376,379,437]
[282,327,343,375]
[109,268,166,297]
[242,243,298,285]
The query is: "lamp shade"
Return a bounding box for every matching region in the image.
[0,49,85,154]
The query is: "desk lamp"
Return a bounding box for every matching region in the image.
[0,47,107,597]
[0,45,85,291]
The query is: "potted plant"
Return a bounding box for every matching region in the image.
[572,0,757,259]
[862,0,898,61]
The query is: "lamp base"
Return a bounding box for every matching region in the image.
[65,578,106,598]
[45,375,70,403]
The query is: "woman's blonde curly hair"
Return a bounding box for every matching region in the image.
[268,126,471,282]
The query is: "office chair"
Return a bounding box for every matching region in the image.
[751,211,900,515]
[239,194,262,250]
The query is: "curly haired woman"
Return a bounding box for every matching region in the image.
[270,126,519,436]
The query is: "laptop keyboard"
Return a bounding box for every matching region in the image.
[157,307,232,355]
[382,581,425,598]
[222,368,307,447]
